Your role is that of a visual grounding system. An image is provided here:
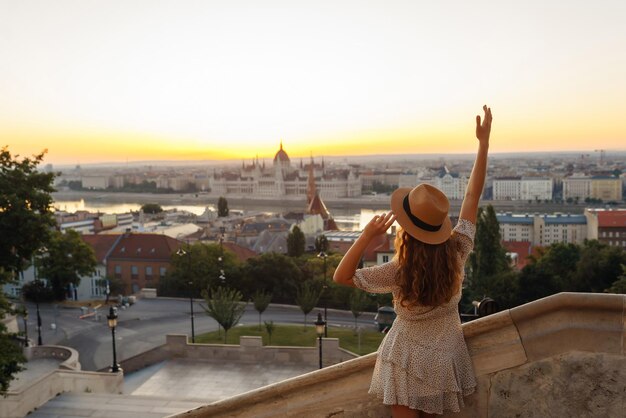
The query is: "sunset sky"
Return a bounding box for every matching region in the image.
[1,0,625,165]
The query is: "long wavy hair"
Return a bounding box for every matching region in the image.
[394,227,462,308]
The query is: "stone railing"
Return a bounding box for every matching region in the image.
[171,292,626,418]
[25,344,81,370]
[167,335,356,367]
[2,345,123,418]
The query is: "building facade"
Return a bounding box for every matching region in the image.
[210,143,361,198]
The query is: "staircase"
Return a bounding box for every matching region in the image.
[28,393,205,418]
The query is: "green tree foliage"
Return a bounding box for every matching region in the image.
[217,196,229,217]
[0,331,25,395]
[38,230,97,300]
[0,147,55,394]
[96,276,125,302]
[606,265,626,294]
[0,147,56,277]
[295,281,321,329]
[571,240,626,293]
[253,290,272,330]
[466,206,512,309]
[239,253,303,303]
[159,243,240,298]
[22,280,56,304]
[140,203,163,214]
[287,225,306,257]
[349,289,370,330]
[314,234,329,253]
[201,287,246,343]
[469,206,510,279]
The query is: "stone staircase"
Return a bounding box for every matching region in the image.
[27,393,205,418]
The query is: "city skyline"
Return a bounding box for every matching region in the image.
[2,0,625,165]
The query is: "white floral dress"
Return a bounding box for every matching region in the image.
[352,219,477,415]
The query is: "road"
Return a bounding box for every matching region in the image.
[20,299,377,371]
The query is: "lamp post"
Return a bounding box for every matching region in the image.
[218,227,226,283]
[176,246,195,343]
[189,280,195,343]
[314,312,326,369]
[317,251,328,337]
[22,309,29,347]
[107,306,120,373]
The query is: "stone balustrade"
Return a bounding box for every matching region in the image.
[2,358,123,418]
[26,344,81,370]
[170,292,626,418]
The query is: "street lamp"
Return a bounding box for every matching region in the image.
[314,312,326,369]
[176,247,195,343]
[317,251,328,337]
[22,309,29,347]
[107,306,120,373]
[32,250,45,346]
[218,227,226,283]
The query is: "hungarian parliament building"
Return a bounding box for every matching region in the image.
[209,143,362,198]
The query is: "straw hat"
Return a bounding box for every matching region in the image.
[390,184,452,244]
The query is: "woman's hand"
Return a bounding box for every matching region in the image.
[362,212,396,240]
[476,105,492,144]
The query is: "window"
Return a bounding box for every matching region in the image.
[131,265,138,277]
[114,265,122,278]
[382,255,389,263]
[145,266,153,276]
[160,267,167,277]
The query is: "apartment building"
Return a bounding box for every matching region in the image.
[585,208,626,248]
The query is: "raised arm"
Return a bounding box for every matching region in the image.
[459,105,492,224]
[333,212,395,287]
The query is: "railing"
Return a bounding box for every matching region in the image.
[170,292,626,418]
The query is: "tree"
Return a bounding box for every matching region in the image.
[22,280,55,304]
[159,243,240,298]
[140,203,163,214]
[349,289,370,330]
[0,148,55,393]
[571,240,626,293]
[201,287,246,343]
[239,253,303,303]
[466,206,513,305]
[315,234,329,253]
[217,197,229,217]
[606,266,626,294]
[253,290,272,330]
[96,276,125,303]
[295,281,321,329]
[37,230,97,300]
[287,225,306,257]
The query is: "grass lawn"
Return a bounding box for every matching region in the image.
[195,323,385,355]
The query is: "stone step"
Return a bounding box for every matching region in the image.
[27,392,205,418]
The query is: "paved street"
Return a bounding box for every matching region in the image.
[19,298,377,371]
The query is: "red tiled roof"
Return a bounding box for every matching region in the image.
[363,234,391,262]
[107,233,182,261]
[597,210,626,228]
[502,241,533,269]
[81,235,120,263]
[222,242,257,262]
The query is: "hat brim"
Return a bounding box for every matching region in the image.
[390,188,453,245]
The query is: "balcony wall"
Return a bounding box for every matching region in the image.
[171,292,625,418]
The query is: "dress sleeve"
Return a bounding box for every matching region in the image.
[453,218,476,263]
[352,260,398,294]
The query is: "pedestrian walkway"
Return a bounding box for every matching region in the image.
[130,358,316,402]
